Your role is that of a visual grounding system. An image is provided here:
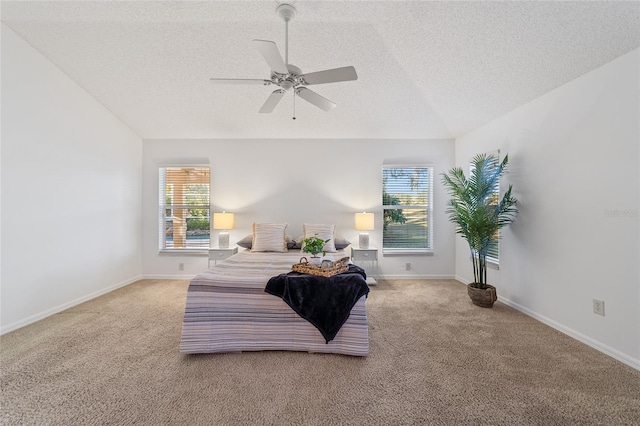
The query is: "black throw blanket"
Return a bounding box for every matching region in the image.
[265,265,370,343]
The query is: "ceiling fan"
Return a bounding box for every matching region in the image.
[210,3,358,116]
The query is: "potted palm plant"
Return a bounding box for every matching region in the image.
[441,153,518,307]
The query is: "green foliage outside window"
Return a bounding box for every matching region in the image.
[383,191,406,231]
[382,167,432,250]
[187,217,210,231]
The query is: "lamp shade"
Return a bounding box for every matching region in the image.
[354,212,374,231]
[213,212,235,230]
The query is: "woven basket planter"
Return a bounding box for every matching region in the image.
[467,284,497,308]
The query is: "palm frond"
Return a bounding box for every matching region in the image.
[441,153,518,287]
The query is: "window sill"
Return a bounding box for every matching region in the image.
[382,248,434,256]
[487,258,499,270]
[159,249,208,256]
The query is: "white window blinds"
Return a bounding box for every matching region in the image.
[382,166,433,252]
[158,167,210,251]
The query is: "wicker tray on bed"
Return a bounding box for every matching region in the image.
[292,257,350,277]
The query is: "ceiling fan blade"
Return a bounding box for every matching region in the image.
[210,78,271,85]
[300,66,358,85]
[295,87,336,112]
[253,39,288,75]
[259,89,286,113]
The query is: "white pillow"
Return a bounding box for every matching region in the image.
[302,223,336,253]
[251,223,288,252]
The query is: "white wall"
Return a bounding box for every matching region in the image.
[455,49,640,369]
[0,24,143,333]
[142,139,456,279]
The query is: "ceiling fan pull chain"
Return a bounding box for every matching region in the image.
[293,90,296,120]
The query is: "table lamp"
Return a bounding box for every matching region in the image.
[213,212,234,248]
[355,212,374,249]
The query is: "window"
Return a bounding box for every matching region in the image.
[159,167,210,251]
[382,166,433,253]
[486,182,500,262]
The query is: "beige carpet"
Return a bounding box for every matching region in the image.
[1,279,639,425]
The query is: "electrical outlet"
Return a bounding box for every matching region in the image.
[179,263,185,271]
[405,262,411,270]
[593,299,605,316]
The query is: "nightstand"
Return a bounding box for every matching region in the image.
[351,247,378,285]
[208,246,238,268]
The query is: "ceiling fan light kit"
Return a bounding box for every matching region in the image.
[210,3,357,116]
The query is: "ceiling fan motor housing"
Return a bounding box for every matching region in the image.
[272,64,302,90]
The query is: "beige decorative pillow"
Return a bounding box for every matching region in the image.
[251,223,288,252]
[302,223,337,253]
[239,234,296,249]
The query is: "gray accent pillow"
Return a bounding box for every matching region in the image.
[334,236,351,250]
[236,234,253,249]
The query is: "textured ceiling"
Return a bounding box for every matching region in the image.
[2,1,639,140]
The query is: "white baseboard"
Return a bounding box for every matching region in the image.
[141,274,196,280]
[142,274,457,282]
[455,275,471,284]
[144,274,455,281]
[454,275,638,370]
[377,274,456,280]
[1,275,142,335]
[498,296,640,371]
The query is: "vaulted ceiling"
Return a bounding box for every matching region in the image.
[2,1,639,140]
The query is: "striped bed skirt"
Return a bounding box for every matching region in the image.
[179,250,369,357]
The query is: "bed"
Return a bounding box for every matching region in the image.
[179,249,370,356]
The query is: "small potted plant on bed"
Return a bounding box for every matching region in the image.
[301,234,330,267]
[441,153,518,308]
